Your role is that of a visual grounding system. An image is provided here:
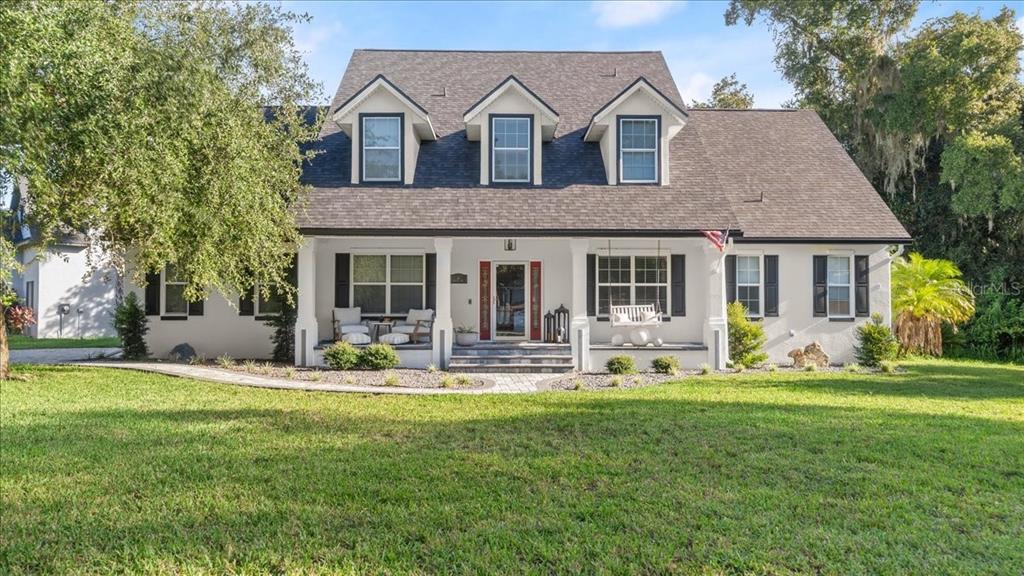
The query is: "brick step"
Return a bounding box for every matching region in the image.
[448,362,575,374]
[450,354,572,365]
[452,344,571,357]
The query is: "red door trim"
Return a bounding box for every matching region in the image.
[479,261,491,341]
[530,261,542,341]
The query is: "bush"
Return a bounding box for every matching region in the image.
[854,313,899,367]
[113,292,148,360]
[651,355,680,375]
[359,343,400,370]
[699,363,711,375]
[955,294,1024,364]
[727,301,768,367]
[323,341,360,370]
[263,300,296,363]
[606,355,637,374]
[880,360,898,374]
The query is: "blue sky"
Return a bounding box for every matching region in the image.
[289,0,1023,107]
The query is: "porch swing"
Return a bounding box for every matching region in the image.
[606,239,664,329]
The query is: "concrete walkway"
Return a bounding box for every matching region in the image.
[75,361,555,395]
[11,347,121,364]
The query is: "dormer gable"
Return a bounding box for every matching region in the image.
[583,77,687,186]
[331,74,436,185]
[463,75,559,186]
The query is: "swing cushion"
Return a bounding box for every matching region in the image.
[612,312,630,324]
[642,309,660,323]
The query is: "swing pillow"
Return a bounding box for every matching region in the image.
[612,312,630,324]
[642,309,660,323]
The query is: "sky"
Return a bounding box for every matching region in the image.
[289,0,1023,107]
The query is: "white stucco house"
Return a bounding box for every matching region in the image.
[128,50,911,372]
[6,178,118,339]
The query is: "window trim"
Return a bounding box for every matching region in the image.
[735,254,764,318]
[595,254,670,317]
[350,253,426,316]
[161,265,188,318]
[359,113,404,184]
[826,255,854,319]
[24,280,35,313]
[617,115,660,184]
[489,113,534,185]
[254,284,284,318]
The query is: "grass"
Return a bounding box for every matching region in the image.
[7,334,120,350]
[2,359,1022,574]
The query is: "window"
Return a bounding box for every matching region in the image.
[362,115,402,182]
[163,265,188,316]
[352,254,424,315]
[736,255,761,316]
[619,117,658,183]
[827,255,852,317]
[491,116,531,182]
[256,288,284,316]
[597,255,668,315]
[24,281,35,312]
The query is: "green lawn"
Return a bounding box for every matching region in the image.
[7,334,121,350]
[2,360,1022,574]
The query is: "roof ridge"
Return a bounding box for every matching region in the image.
[690,108,802,112]
[353,48,664,54]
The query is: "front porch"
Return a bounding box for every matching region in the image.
[294,236,730,372]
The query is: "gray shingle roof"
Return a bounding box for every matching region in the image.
[298,50,909,241]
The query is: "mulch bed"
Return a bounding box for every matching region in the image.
[210,362,488,390]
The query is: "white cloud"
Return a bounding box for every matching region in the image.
[674,71,714,104]
[1017,15,1023,32]
[293,21,344,56]
[592,1,681,29]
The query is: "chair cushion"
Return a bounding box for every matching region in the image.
[404,308,433,324]
[391,325,417,334]
[333,307,361,325]
[379,333,410,346]
[342,332,371,345]
[339,324,369,335]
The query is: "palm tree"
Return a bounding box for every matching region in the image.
[891,253,975,356]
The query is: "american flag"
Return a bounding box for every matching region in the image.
[702,230,729,251]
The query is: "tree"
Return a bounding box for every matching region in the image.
[690,74,755,109]
[727,301,768,367]
[113,292,149,360]
[0,1,322,378]
[892,253,975,356]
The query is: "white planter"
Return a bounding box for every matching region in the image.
[456,333,479,346]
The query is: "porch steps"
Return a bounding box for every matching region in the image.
[449,343,574,373]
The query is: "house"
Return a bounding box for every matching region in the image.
[132,50,910,371]
[5,176,118,339]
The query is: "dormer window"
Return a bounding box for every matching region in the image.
[619,116,659,183]
[491,115,532,183]
[361,114,403,182]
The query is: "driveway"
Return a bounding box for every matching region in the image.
[10,348,121,364]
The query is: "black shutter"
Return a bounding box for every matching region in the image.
[239,287,254,316]
[586,254,596,317]
[188,299,204,316]
[764,255,779,317]
[335,253,350,308]
[725,255,737,303]
[144,272,160,316]
[855,255,870,317]
[425,253,437,310]
[813,255,828,317]
[671,254,686,316]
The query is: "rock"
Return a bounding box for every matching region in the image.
[629,329,650,346]
[611,334,625,347]
[788,342,830,368]
[169,343,197,363]
[653,337,663,347]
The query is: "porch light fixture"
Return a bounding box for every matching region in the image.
[504,239,517,251]
[554,304,570,344]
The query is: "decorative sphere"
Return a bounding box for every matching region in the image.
[630,329,650,347]
[654,338,663,347]
[610,334,625,346]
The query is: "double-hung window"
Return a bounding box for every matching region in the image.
[736,255,762,316]
[361,115,402,182]
[619,117,659,183]
[491,116,531,183]
[163,265,188,317]
[827,255,852,317]
[256,288,284,316]
[597,255,668,315]
[352,254,424,315]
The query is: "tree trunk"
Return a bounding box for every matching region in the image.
[0,303,8,380]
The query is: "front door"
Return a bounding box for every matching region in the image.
[494,263,527,339]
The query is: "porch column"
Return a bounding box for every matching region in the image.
[294,237,318,367]
[432,237,454,369]
[703,244,729,370]
[569,238,591,371]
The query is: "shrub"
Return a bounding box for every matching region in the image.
[323,341,360,370]
[651,355,680,375]
[359,343,400,370]
[456,374,473,387]
[955,294,1024,363]
[854,313,900,367]
[263,300,296,363]
[733,363,746,373]
[215,354,234,368]
[699,363,711,375]
[727,301,768,367]
[243,359,258,372]
[573,379,584,391]
[803,364,817,372]
[767,363,778,372]
[880,360,898,374]
[606,355,637,374]
[440,374,455,388]
[610,375,623,387]
[845,363,861,373]
[113,292,148,360]
[383,371,400,387]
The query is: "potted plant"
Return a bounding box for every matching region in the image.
[455,325,479,346]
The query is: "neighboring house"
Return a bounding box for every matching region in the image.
[6,177,118,339]
[131,50,910,370]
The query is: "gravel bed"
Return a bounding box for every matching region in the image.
[211,362,488,389]
[545,364,889,391]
